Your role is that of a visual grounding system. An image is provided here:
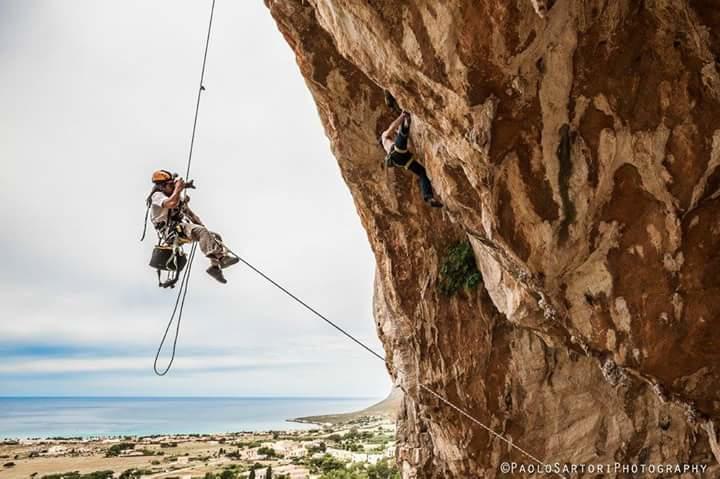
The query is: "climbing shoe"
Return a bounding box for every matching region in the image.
[206,265,227,284]
[427,198,443,208]
[220,255,240,269]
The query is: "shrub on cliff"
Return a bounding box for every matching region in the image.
[438,241,481,296]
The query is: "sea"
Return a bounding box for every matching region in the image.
[0,397,380,439]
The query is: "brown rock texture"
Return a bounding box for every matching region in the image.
[265,0,720,477]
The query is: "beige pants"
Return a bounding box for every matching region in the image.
[180,222,227,266]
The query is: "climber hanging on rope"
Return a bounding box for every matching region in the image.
[146,169,238,284]
[381,108,443,208]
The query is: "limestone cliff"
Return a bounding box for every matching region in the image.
[265,0,720,477]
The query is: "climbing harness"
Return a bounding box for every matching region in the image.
[385,146,415,170]
[144,2,562,474]
[141,189,193,289]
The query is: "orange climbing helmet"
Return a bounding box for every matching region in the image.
[152,169,175,184]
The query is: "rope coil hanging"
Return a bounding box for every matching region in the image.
[153,0,216,376]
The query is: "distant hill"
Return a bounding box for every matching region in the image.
[290,387,402,425]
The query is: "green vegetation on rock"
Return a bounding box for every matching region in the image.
[438,240,481,296]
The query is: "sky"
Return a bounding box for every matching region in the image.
[0,0,389,399]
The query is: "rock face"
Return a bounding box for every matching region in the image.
[266,0,720,476]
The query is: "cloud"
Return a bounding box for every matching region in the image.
[0,355,317,374]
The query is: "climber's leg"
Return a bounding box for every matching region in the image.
[212,232,240,269]
[406,161,433,200]
[407,161,442,208]
[180,223,228,283]
[181,223,224,263]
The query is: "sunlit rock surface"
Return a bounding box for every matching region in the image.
[266,0,720,476]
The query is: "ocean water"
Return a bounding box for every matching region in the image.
[0,397,379,439]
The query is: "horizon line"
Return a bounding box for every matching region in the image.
[0,395,382,400]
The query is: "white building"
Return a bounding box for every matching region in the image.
[44,446,68,456]
[267,440,307,457]
[326,448,353,461]
[324,448,387,465]
[286,446,307,458]
[367,453,384,465]
[244,448,267,461]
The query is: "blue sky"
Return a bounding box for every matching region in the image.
[0,0,389,398]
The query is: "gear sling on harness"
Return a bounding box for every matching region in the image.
[149,224,190,288]
[141,187,191,289]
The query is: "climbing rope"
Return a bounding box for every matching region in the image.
[153,0,215,376]
[233,254,387,363]
[154,243,197,376]
[185,0,215,180]
[418,385,546,468]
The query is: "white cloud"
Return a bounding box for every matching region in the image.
[0,355,316,374]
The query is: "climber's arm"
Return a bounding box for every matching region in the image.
[381,114,405,152]
[162,178,185,209]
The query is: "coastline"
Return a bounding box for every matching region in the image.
[0,416,398,478]
[0,396,380,441]
[288,387,402,427]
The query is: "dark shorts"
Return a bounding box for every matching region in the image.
[389,149,414,168]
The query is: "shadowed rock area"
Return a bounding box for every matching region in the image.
[265,0,720,477]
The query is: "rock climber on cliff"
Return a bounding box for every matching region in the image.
[381,110,443,208]
[146,170,239,284]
